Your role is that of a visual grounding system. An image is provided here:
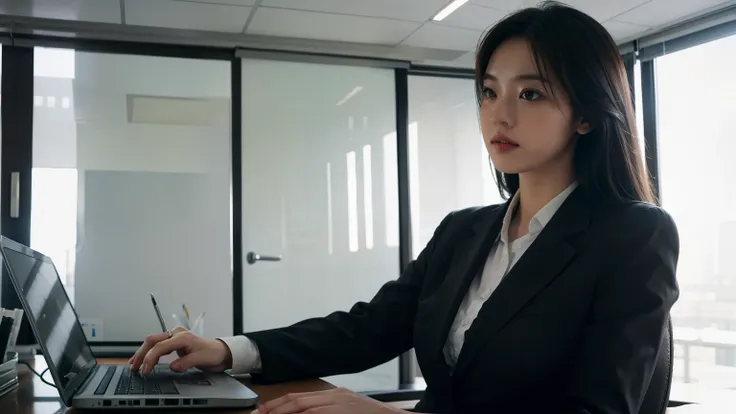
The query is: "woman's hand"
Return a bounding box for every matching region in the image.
[129,326,233,375]
[253,388,403,414]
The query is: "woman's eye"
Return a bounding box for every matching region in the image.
[481,87,496,99]
[520,90,543,101]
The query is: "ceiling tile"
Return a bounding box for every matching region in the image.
[172,0,256,5]
[613,0,732,27]
[472,0,651,21]
[436,3,509,31]
[471,0,535,11]
[454,51,477,68]
[413,50,477,69]
[414,58,475,68]
[259,0,450,22]
[125,0,252,32]
[0,0,121,24]
[401,23,484,51]
[247,7,421,44]
[603,20,652,41]
[548,0,651,21]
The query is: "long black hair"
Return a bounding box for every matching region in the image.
[476,1,655,204]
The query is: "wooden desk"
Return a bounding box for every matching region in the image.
[0,357,335,414]
[3,358,725,414]
[668,403,731,413]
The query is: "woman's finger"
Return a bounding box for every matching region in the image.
[130,331,173,372]
[140,334,193,375]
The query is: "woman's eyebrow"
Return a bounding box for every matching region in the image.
[483,73,549,83]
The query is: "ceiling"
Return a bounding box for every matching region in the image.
[0,0,734,67]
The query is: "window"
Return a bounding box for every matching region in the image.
[656,32,736,396]
[32,48,233,341]
[634,59,646,161]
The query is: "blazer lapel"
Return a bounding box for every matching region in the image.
[421,202,510,381]
[452,188,591,379]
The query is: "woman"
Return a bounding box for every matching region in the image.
[130,2,679,413]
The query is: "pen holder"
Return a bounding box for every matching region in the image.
[171,313,204,337]
[0,352,19,398]
[191,316,204,337]
[159,314,205,366]
[159,314,193,365]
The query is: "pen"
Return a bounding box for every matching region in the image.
[182,304,190,321]
[150,293,169,333]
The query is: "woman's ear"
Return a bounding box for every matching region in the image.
[576,119,593,135]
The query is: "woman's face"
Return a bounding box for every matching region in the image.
[479,37,590,175]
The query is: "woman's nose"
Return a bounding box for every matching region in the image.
[487,96,515,128]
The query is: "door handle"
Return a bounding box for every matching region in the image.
[10,172,20,219]
[246,252,282,265]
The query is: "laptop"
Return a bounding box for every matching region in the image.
[0,236,259,409]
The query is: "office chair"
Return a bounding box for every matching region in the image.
[366,316,676,413]
[640,315,676,414]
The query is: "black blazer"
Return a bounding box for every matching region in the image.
[244,188,680,413]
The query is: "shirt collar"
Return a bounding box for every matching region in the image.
[499,181,579,244]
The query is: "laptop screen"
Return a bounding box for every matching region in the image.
[2,246,96,391]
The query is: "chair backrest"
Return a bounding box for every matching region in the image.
[639,316,674,414]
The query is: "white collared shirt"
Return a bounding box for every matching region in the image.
[220,182,579,374]
[443,182,578,368]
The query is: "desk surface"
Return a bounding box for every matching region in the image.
[0,357,334,414]
[0,357,731,414]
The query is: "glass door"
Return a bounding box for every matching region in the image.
[240,58,400,391]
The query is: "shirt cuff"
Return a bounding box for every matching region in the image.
[217,335,262,374]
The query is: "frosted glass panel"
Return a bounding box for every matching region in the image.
[241,58,399,391]
[32,48,233,342]
[408,76,504,260]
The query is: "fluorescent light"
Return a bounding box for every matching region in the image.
[432,0,469,21]
[336,86,363,106]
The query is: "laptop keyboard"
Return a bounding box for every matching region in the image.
[115,368,179,395]
[93,366,181,395]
